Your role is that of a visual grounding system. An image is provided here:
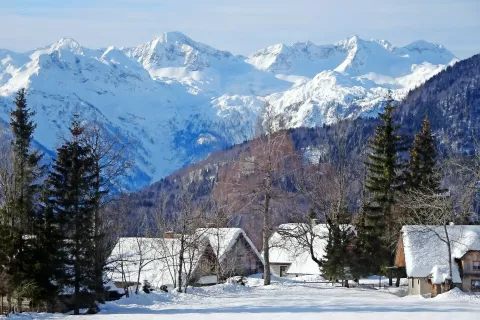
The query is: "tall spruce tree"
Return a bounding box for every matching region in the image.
[350,200,388,279]
[48,116,96,315]
[81,125,111,304]
[362,93,408,272]
[28,190,67,311]
[321,208,354,283]
[6,89,44,307]
[407,116,442,193]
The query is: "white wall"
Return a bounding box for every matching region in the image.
[270,264,290,277]
[408,278,430,295]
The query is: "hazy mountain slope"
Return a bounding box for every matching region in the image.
[396,53,480,154]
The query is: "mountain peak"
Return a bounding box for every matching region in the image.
[404,40,446,52]
[157,31,193,45]
[0,33,463,193]
[337,34,361,45]
[51,38,83,53]
[347,34,360,41]
[401,40,456,65]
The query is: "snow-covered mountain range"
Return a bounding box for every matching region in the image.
[0,32,457,190]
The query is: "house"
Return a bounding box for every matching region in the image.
[108,227,264,290]
[268,223,330,277]
[395,225,480,297]
[195,228,264,281]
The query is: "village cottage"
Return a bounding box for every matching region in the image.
[395,225,480,297]
[195,228,264,280]
[108,228,264,290]
[268,223,329,277]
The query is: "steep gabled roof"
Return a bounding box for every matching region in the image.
[400,225,480,284]
[196,228,264,263]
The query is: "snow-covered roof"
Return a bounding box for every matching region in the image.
[269,225,299,264]
[430,264,452,285]
[401,225,480,284]
[268,223,330,275]
[108,237,205,287]
[196,228,263,263]
[108,228,261,287]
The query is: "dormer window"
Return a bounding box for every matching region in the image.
[473,261,480,271]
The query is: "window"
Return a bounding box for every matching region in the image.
[472,280,480,292]
[473,261,480,270]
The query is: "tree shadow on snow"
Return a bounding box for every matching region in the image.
[105,304,470,315]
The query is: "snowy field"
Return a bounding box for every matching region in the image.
[7,278,480,320]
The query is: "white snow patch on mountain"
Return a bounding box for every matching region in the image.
[0,33,457,190]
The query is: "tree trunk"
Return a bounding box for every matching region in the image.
[7,294,11,314]
[74,236,80,315]
[74,274,80,315]
[135,266,142,294]
[216,256,221,285]
[444,224,453,285]
[16,296,21,313]
[120,261,129,298]
[263,190,271,286]
[93,161,105,304]
[308,241,322,267]
[177,238,185,293]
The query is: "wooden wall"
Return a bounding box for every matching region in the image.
[395,235,405,267]
[460,251,480,292]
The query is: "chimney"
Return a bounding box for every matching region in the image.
[164,231,174,239]
[206,223,216,228]
[311,218,318,226]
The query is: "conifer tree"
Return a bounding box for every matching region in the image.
[2,89,44,307]
[48,116,95,315]
[362,93,408,272]
[321,208,353,283]
[407,116,442,193]
[350,205,384,278]
[26,191,67,311]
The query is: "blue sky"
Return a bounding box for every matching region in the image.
[1,0,479,58]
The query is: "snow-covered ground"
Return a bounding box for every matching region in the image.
[7,278,480,320]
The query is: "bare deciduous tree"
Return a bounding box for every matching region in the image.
[151,184,210,293]
[400,188,458,284]
[81,120,134,302]
[279,119,364,274]
[220,106,300,285]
